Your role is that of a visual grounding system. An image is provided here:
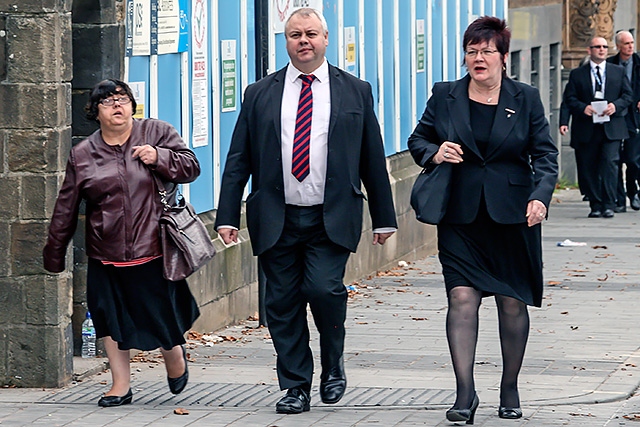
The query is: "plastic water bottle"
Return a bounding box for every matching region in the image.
[81,311,96,358]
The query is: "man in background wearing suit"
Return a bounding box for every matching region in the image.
[607,31,640,212]
[215,8,397,414]
[561,36,633,218]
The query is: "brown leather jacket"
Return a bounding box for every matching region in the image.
[43,119,201,273]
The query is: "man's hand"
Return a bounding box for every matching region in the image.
[373,231,395,245]
[583,105,595,116]
[217,228,238,245]
[603,102,616,116]
[559,125,568,136]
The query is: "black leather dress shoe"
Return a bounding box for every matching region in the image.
[631,194,640,211]
[275,387,310,414]
[98,388,133,407]
[588,210,602,218]
[602,209,615,218]
[614,205,626,213]
[168,345,188,394]
[320,358,347,404]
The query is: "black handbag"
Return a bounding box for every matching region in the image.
[153,175,216,281]
[410,162,452,225]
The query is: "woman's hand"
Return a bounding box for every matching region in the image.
[132,145,158,166]
[526,199,547,227]
[432,141,464,164]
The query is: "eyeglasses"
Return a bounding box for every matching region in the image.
[590,45,608,49]
[464,49,499,58]
[99,96,131,106]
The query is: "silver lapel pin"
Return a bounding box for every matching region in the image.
[505,108,515,118]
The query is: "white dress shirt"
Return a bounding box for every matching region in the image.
[281,60,331,206]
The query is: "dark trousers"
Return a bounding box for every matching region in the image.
[578,126,620,211]
[617,131,640,205]
[574,147,586,196]
[259,204,351,392]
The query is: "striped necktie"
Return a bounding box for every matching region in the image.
[292,74,315,182]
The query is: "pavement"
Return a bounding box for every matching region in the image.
[2,188,640,426]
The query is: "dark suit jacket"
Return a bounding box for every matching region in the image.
[562,62,633,143]
[215,63,397,255]
[408,75,558,224]
[607,52,640,131]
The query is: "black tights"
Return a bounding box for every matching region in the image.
[446,286,529,409]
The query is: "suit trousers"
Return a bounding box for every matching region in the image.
[579,125,621,211]
[617,131,640,204]
[259,204,351,392]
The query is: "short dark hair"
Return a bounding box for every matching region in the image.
[463,16,511,57]
[85,79,137,121]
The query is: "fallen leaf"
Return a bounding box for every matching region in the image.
[547,281,562,286]
[592,245,608,249]
[174,408,189,415]
[569,412,595,417]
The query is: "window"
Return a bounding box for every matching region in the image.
[530,47,540,88]
[510,51,520,81]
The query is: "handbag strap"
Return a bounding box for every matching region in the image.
[151,172,178,211]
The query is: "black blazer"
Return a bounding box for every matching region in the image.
[607,52,640,131]
[215,63,397,255]
[562,62,633,143]
[408,75,558,225]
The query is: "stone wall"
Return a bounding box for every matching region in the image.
[0,0,74,387]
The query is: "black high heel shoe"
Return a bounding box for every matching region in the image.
[167,345,189,394]
[98,388,133,407]
[498,406,523,419]
[446,393,479,425]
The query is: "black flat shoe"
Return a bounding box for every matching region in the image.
[275,387,310,414]
[320,357,347,404]
[98,388,133,407]
[446,393,479,425]
[499,407,523,419]
[168,345,189,395]
[631,194,640,210]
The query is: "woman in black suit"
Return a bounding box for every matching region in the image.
[408,17,558,423]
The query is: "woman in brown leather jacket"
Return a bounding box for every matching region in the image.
[43,79,201,407]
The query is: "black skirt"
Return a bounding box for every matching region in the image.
[86,257,200,351]
[438,202,543,307]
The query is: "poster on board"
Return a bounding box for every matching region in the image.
[272,0,323,34]
[221,40,237,112]
[191,0,209,147]
[158,0,189,54]
[416,19,425,73]
[126,0,151,56]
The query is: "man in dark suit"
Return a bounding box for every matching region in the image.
[559,101,588,199]
[561,36,633,218]
[215,8,397,414]
[607,31,640,211]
